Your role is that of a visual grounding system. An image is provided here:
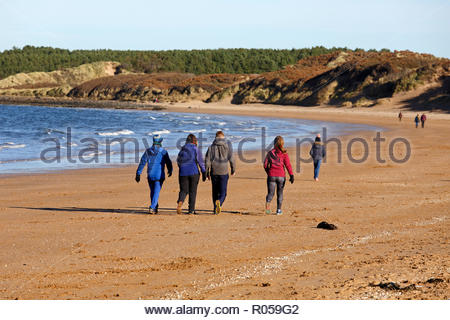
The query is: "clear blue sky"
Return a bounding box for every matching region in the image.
[1,0,449,57]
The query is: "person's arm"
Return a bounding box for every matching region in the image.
[228,149,236,175]
[205,147,211,178]
[196,146,206,173]
[135,150,148,182]
[284,153,295,183]
[164,151,173,177]
[263,152,269,173]
[309,146,314,158]
[284,153,294,176]
[137,151,148,175]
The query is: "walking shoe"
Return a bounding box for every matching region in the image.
[214,200,221,215]
[176,201,183,215]
[265,203,271,214]
[148,207,157,215]
[276,209,283,215]
[188,211,196,215]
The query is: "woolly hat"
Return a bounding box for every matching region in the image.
[153,134,163,145]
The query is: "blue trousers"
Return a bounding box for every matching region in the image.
[314,160,322,179]
[211,174,229,209]
[147,179,164,209]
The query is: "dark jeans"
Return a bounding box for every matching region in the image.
[211,174,229,209]
[177,174,200,212]
[314,159,322,179]
[266,176,286,210]
[421,120,425,128]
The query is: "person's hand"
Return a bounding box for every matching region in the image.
[202,172,207,182]
[168,172,172,178]
[289,174,294,184]
[231,169,235,176]
[135,174,140,183]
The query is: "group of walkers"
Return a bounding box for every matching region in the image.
[398,112,427,128]
[135,131,325,216]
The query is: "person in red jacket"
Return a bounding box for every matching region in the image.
[263,136,294,215]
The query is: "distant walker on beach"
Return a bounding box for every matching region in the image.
[421,113,427,128]
[309,134,326,181]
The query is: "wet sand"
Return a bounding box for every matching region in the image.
[0,103,449,299]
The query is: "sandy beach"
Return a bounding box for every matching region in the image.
[0,101,449,300]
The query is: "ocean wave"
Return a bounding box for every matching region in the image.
[45,128,66,135]
[149,116,157,120]
[0,142,27,151]
[96,129,134,136]
[148,129,171,135]
[183,129,207,133]
[217,122,227,126]
[83,151,104,157]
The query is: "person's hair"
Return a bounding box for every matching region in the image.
[274,136,287,153]
[215,130,225,138]
[186,134,197,145]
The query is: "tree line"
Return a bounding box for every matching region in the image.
[0,46,390,79]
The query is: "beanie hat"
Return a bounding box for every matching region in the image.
[153,134,163,146]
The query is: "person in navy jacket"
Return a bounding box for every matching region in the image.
[176,134,206,214]
[135,134,173,214]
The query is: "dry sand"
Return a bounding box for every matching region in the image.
[0,102,449,300]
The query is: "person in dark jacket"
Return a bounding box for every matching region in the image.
[398,112,403,122]
[176,134,206,215]
[205,131,235,214]
[263,136,294,215]
[309,134,326,181]
[135,134,173,214]
[414,114,420,128]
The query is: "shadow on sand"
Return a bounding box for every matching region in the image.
[11,206,247,216]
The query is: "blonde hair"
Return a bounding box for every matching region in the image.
[274,136,287,153]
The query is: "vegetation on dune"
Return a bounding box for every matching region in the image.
[1,47,449,109]
[0,61,120,97]
[0,46,353,79]
[231,50,450,106]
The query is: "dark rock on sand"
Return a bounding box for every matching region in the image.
[370,282,416,291]
[317,221,338,230]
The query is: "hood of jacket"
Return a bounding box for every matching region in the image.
[213,138,227,147]
[147,145,161,156]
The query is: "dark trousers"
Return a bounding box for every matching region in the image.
[177,174,200,212]
[421,120,425,128]
[266,176,286,210]
[314,160,322,179]
[211,174,229,209]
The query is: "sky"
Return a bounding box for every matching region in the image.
[1,0,449,57]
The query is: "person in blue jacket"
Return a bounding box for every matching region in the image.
[176,134,206,214]
[135,134,173,214]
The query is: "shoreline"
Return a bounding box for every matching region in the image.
[0,100,387,177]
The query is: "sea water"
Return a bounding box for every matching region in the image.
[0,104,380,174]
